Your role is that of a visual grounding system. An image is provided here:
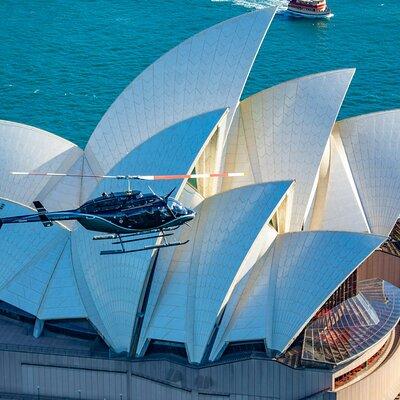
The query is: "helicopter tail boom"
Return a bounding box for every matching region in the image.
[0,201,78,229]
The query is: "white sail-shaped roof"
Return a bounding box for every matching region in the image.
[71,109,228,353]
[210,231,385,360]
[138,181,294,363]
[336,110,400,235]
[0,120,83,212]
[85,9,276,175]
[222,69,355,231]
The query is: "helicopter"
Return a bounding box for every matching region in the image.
[0,171,243,255]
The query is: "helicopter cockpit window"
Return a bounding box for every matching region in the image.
[94,200,118,212]
[159,206,170,218]
[167,198,187,216]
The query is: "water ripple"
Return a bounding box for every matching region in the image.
[0,0,399,147]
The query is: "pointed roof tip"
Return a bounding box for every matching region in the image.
[163,6,276,47]
[337,66,356,79]
[307,67,356,76]
[337,107,400,124]
[334,67,356,74]
[208,179,295,200]
[329,67,356,80]
[240,68,356,104]
[229,5,278,18]
[252,5,279,16]
[274,179,296,193]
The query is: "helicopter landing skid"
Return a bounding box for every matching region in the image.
[100,239,189,255]
[95,229,188,255]
[92,226,179,242]
[111,232,174,245]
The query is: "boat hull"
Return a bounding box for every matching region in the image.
[286,8,333,18]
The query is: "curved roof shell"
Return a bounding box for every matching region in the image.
[335,110,400,236]
[85,9,276,176]
[302,110,400,236]
[0,120,83,213]
[138,180,294,363]
[210,231,385,361]
[221,69,355,231]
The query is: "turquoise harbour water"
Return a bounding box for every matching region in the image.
[1,0,399,148]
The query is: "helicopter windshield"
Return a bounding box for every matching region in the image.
[167,198,188,215]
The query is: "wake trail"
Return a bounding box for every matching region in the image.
[211,0,288,13]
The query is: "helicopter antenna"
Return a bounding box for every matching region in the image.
[164,187,176,200]
[148,185,156,195]
[148,185,165,203]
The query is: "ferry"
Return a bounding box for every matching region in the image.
[286,0,333,18]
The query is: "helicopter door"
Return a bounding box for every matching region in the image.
[127,206,160,230]
[126,208,146,229]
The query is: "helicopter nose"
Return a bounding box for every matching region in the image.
[186,208,195,217]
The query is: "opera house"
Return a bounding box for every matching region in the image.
[0,7,399,400]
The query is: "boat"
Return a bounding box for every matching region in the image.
[286,0,333,18]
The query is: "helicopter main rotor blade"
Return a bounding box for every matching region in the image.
[11,171,117,179]
[145,172,244,180]
[11,172,244,181]
[11,171,146,180]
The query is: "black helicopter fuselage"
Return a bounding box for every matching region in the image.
[0,191,195,234]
